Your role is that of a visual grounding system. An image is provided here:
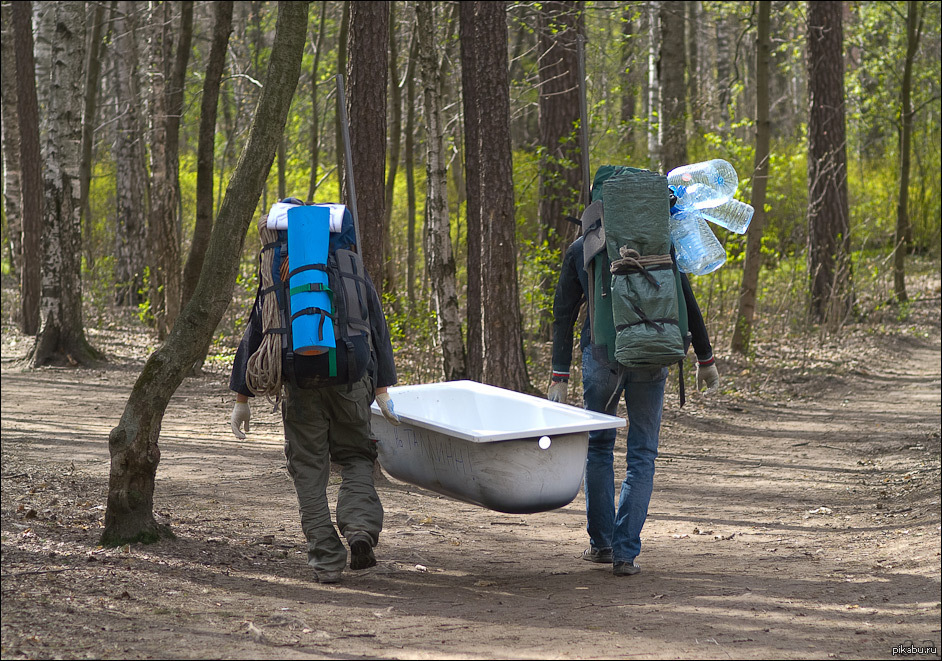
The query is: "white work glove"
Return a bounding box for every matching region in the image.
[231,401,251,439]
[696,357,720,392]
[375,391,400,425]
[547,379,568,405]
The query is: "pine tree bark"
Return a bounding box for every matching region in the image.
[102,1,308,546]
[731,0,771,355]
[471,1,530,393]
[346,0,388,291]
[459,1,483,382]
[11,0,42,336]
[658,0,687,171]
[806,0,852,327]
[416,1,467,382]
[181,1,233,310]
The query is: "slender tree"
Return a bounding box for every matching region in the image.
[112,0,149,308]
[893,0,923,303]
[28,1,100,367]
[382,1,402,298]
[306,1,328,202]
[416,0,467,382]
[181,0,234,309]
[346,0,388,289]
[732,0,771,355]
[11,0,42,335]
[471,1,530,392]
[1,1,23,280]
[658,0,686,171]
[806,0,852,327]
[78,0,108,270]
[404,29,419,310]
[102,1,308,546]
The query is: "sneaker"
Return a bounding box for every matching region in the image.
[613,561,641,576]
[582,547,614,564]
[314,569,342,584]
[348,532,376,570]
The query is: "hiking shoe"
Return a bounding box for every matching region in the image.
[582,547,614,564]
[613,561,641,577]
[314,569,342,584]
[348,533,376,570]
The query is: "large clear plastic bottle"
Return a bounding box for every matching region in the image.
[669,209,727,275]
[699,198,755,234]
[667,159,739,210]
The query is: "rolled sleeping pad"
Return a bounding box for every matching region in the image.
[287,205,335,356]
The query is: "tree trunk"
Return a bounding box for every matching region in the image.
[181,0,233,310]
[102,1,308,546]
[78,1,107,271]
[11,0,42,336]
[686,0,700,127]
[893,0,921,304]
[658,0,686,172]
[416,1,467,382]
[306,1,328,202]
[112,0,149,308]
[619,6,636,147]
[646,1,660,170]
[460,1,484,382]
[806,0,852,328]
[404,30,418,311]
[731,0,770,355]
[536,1,583,250]
[2,1,23,281]
[471,1,530,393]
[29,1,99,368]
[147,1,193,339]
[335,1,350,199]
[382,1,402,299]
[346,0,388,290]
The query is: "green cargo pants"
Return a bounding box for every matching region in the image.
[282,375,383,573]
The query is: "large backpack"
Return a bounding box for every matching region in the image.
[581,166,691,403]
[249,199,374,394]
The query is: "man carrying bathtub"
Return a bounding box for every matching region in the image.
[548,235,719,577]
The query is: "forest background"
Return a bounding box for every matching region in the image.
[1,1,940,538]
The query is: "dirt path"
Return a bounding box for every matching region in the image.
[2,296,940,660]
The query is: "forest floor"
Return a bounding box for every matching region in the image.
[1,273,940,661]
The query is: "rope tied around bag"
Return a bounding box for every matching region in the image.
[246,214,284,409]
[610,246,673,288]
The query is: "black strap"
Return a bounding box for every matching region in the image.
[288,263,327,279]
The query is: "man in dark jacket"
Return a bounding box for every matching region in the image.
[548,235,719,577]
[229,230,399,585]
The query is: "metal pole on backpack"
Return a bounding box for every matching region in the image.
[335,74,363,253]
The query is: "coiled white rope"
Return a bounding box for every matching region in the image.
[246,214,284,408]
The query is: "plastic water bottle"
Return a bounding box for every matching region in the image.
[699,198,754,234]
[669,209,727,275]
[667,159,739,210]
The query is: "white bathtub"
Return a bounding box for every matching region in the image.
[369,380,626,514]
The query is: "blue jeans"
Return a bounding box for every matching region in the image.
[582,346,667,564]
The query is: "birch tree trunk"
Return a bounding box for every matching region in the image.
[78,1,107,271]
[28,1,99,367]
[416,0,467,382]
[646,1,660,171]
[102,1,308,546]
[112,0,149,308]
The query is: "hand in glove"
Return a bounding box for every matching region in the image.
[375,391,401,425]
[696,357,720,391]
[547,379,568,405]
[231,401,251,439]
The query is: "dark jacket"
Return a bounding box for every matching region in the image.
[229,270,397,397]
[551,236,714,378]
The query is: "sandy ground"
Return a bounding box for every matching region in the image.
[1,285,940,660]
